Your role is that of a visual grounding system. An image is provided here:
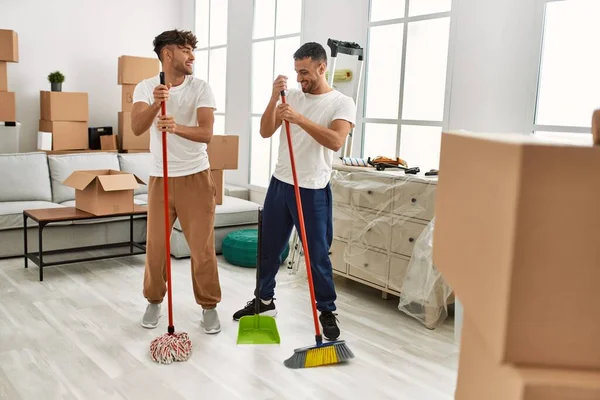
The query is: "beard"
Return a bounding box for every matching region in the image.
[301,80,313,93]
[174,60,193,76]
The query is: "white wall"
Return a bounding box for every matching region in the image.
[0,0,183,152]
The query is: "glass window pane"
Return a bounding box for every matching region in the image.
[365,24,403,119]
[252,40,275,114]
[250,116,272,187]
[276,0,302,36]
[535,1,600,127]
[209,47,227,112]
[254,0,276,39]
[275,36,300,89]
[370,0,405,22]
[214,114,225,135]
[195,0,210,48]
[193,49,209,82]
[409,0,451,17]
[402,17,450,122]
[399,125,441,171]
[362,123,398,158]
[210,0,228,46]
[535,131,593,146]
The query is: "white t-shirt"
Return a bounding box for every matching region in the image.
[132,74,216,177]
[273,88,356,189]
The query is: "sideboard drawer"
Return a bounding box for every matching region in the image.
[346,245,388,288]
[330,239,348,274]
[350,175,394,213]
[391,218,428,257]
[393,180,436,221]
[388,254,411,292]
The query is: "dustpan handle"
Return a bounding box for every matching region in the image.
[255,206,263,315]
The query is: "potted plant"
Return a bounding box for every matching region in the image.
[48,71,65,92]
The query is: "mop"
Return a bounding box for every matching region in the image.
[280,90,354,369]
[149,72,192,364]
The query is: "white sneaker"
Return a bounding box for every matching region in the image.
[201,308,221,334]
[141,303,161,329]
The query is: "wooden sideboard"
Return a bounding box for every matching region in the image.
[329,163,450,328]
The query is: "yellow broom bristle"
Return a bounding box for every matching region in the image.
[304,346,338,367]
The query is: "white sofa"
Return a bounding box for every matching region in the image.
[0,151,260,260]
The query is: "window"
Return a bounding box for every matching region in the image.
[249,0,303,188]
[362,0,451,171]
[533,0,600,141]
[194,0,228,135]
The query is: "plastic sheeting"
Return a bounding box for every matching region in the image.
[397,217,454,329]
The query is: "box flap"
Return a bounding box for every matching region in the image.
[97,173,140,191]
[62,171,99,191]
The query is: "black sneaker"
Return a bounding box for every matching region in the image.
[232,298,277,321]
[319,311,340,341]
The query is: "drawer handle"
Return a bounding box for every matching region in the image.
[364,263,369,268]
[409,237,415,243]
[411,198,417,203]
[367,190,373,195]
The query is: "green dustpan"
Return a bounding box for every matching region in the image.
[236,207,280,345]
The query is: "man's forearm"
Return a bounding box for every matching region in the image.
[132,102,161,136]
[297,117,344,152]
[173,124,213,143]
[260,98,280,138]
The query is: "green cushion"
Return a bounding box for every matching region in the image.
[222,229,289,268]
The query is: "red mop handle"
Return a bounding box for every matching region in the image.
[160,72,174,334]
[280,91,321,341]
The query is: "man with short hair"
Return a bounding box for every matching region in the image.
[131,29,222,334]
[232,42,356,341]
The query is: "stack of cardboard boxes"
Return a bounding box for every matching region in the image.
[0,29,18,123]
[433,131,600,399]
[116,55,159,152]
[39,91,89,151]
[207,135,239,205]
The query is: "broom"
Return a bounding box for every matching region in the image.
[149,71,192,364]
[280,90,354,369]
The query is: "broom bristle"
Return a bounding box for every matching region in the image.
[284,341,354,369]
[150,331,192,364]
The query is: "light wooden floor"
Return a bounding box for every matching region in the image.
[0,252,459,400]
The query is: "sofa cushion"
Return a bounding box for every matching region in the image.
[118,153,151,195]
[173,196,259,231]
[0,201,66,231]
[0,152,52,202]
[48,152,121,204]
[224,184,249,200]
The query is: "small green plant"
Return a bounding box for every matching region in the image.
[47,71,65,83]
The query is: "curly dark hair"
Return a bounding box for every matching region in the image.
[293,42,327,65]
[153,29,198,60]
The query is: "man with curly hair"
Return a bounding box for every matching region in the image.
[131,29,222,334]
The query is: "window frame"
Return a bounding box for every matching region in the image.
[193,0,228,134]
[531,0,593,137]
[248,0,304,189]
[361,0,452,162]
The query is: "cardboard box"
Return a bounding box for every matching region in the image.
[456,317,600,400]
[121,84,136,112]
[207,135,239,169]
[118,112,149,150]
[62,169,145,216]
[40,91,88,122]
[433,131,600,370]
[100,135,117,150]
[0,62,7,91]
[0,30,18,63]
[211,169,224,205]
[0,91,16,122]
[118,56,159,85]
[39,120,88,151]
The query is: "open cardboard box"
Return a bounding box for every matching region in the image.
[433,130,600,370]
[63,169,145,216]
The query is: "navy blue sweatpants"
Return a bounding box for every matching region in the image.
[257,176,336,312]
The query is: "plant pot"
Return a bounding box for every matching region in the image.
[51,82,62,92]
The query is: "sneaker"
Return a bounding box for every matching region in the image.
[232,298,277,321]
[319,311,340,341]
[141,303,161,329]
[201,308,221,334]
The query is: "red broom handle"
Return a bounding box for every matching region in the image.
[160,72,174,334]
[280,91,321,341]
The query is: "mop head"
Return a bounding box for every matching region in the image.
[283,340,354,369]
[150,331,192,364]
